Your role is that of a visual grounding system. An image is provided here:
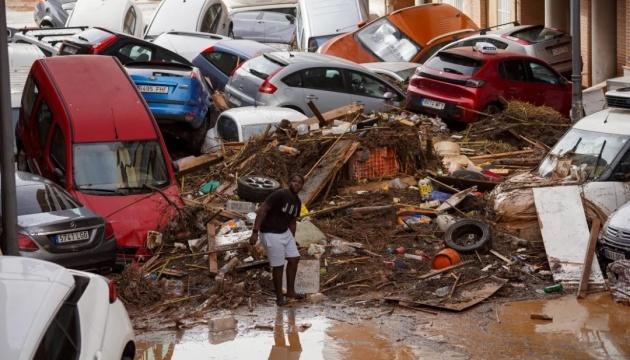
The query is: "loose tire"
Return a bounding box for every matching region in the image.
[237,175,280,203]
[444,219,492,253]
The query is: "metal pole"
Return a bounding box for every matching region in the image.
[0,4,19,256]
[570,0,583,122]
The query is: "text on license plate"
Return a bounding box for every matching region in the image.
[551,46,568,56]
[604,248,626,261]
[55,231,90,244]
[421,98,446,110]
[138,85,169,93]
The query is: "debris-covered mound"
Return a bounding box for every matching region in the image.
[116,266,163,307]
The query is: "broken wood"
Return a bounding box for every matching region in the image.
[446,273,461,300]
[207,224,218,273]
[175,153,223,175]
[300,103,364,127]
[418,260,474,280]
[490,249,513,265]
[214,257,240,284]
[321,277,371,293]
[346,204,396,215]
[322,273,340,287]
[302,201,357,218]
[212,91,229,111]
[383,298,438,315]
[469,150,535,161]
[456,275,490,288]
[530,313,553,321]
[577,218,602,299]
[329,256,371,265]
[307,101,327,128]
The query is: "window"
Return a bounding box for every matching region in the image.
[497,0,513,27]
[16,183,80,216]
[356,18,420,62]
[425,53,483,76]
[610,150,630,181]
[50,126,66,171]
[242,55,283,80]
[282,72,302,87]
[122,7,137,35]
[348,71,392,98]
[302,68,346,92]
[200,4,222,33]
[22,78,38,118]
[36,102,52,146]
[511,26,564,44]
[203,51,239,75]
[500,60,527,81]
[217,117,239,142]
[527,62,560,84]
[118,44,153,62]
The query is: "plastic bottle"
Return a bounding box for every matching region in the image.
[418,178,433,200]
[543,284,563,293]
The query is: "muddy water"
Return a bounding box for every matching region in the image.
[136,294,630,360]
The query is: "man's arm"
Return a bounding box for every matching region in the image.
[250,202,270,245]
[288,218,297,238]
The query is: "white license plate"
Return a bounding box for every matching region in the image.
[55,231,90,244]
[138,85,169,94]
[604,248,626,261]
[421,98,446,110]
[551,46,568,56]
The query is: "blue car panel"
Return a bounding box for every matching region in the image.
[192,39,276,91]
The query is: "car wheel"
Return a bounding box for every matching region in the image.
[237,175,280,203]
[444,219,492,253]
[483,103,502,116]
[451,169,487,181]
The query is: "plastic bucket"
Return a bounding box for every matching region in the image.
[431,248,462,270]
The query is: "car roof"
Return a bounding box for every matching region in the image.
[0,256,75,360]
[66,0,130,28]
[219,106,307,126]
[266,51,359,67]
[38,55,157,142]
[152,31,229,61]
[573,108,630,136]
[214,39,276,56]
[362,62,417,72]
[440,47,529,61]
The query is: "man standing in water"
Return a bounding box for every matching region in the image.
[250,174,305,306]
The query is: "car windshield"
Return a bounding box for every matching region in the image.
[356,18,420,62]
[395,67,417,82]
[15,184,80,216]
[307,34,336,52]
[73,141,170,194]
[511,26,564,44]
[538,128,630,180]
[425,52,484,76]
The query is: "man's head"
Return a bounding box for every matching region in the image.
[288,174,304,194]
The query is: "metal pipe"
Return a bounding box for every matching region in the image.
[570,0,583,122]
[0,4,19,255]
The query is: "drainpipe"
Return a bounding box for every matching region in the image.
[0,5,18,256]
[570,0,583,122]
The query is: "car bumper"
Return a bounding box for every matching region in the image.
[149,103,208,129]
[405,92,477,123]
[20,237,117,272]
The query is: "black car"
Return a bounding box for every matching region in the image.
[58,27,192,65]
[2,172,116,272]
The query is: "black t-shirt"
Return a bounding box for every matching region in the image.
[260,188,301,234]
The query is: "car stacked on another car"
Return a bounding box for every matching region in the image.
[406,42,571,123]
[152,31,230,62]
[125,62,213,151]
[224,51,405,116]
[34,0,77,28]
[65,0,144,37]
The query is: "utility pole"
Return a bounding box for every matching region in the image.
[0,4,19,256]
[570,0,583,122]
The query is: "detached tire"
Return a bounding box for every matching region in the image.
[444,219,491,253]
[237,175,280,203]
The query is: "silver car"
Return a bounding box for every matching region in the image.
[599,201,630,267]
[34,0,77,28]
[4,172,116,271]
[224,52,404,116]
[441,24,572,77]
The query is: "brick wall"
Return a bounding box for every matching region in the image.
[517,0,545,25]
[620,0,629,75]
[580,0,592,86]
[6,0,38,10]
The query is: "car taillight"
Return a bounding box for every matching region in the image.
[18,233,38,252]
[465,79,486,88]
[258,67,282,94]
[202,46,214,55]
[104,222,115,239]
[90,34,118,54]
[108,280,118,303]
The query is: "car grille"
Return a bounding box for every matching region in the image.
[606,95,630,109]
[601,225,630,249]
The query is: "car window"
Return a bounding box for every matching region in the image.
[282,71,302,87]
[511,26,564,44]
[348,71,394,98]
[200,3,222,33]
[123,6,137,35]
[217,116,239,142]
[204,51,239,75]
[242,55,284,80]
[36,102,52,146]
[302,68,346,92]
[527,61,560,84]
[22,77,38,119]
[425,53,483,76]
[356,18,420,62]
[50,126,66,172]
[500,60,527,81]
[118,44,153,62]
[17,183,80,216]
[610,150,630,181]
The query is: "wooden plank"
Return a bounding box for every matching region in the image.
[469,150,535,160]
[175,154,223,175]
[207,224,218,274]
[533,186,605,288]
[307,101,327,128]
[577,219,602,299]
[299,103,364,126]
[418,260,474,280]
[298,140,359,207]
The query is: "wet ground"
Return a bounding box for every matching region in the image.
[136,292,630,360]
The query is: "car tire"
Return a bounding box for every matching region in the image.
[451,169,487,181]
[483,103,502,116]
[237,175,280,203]
[444,219,492,253]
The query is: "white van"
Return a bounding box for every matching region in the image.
[66,0,144,38]
[295,0,368,52]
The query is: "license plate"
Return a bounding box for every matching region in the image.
[551,46,568,56]
[62,45,78,55]
[421,98,446,110]
[55,231,90,244]
[604,248,626,261]
[138,85,169,94]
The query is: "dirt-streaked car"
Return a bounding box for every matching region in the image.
[34,0,77,28]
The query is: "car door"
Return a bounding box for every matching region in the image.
[199,50,240,90]
[524,60,570,114]
[498,59,539,105]
[299,67,354,116]
[346,70,402,113]
[30,100,54,178]
[262,11,295,44]
[46,125,70,188]
[231,11,263,41]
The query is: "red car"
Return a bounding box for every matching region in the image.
[15,56,182,258]
[405,43,572,123]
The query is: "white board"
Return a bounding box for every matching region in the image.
[282,259,320,294]
[582,182,630,215]
[533,186,605,288]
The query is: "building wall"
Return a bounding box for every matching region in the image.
[517,0,544,25]
[580,0,592,86]
[619,0,629,74]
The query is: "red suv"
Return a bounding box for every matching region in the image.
[16,56,182,258]
[405,44,572,123]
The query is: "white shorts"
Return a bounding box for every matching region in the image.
[260,230,300,267]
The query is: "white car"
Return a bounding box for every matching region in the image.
[66,0,145,38]
[152,31,229,62]
[0,256,135,360]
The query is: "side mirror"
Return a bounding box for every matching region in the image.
[53,168,66,186]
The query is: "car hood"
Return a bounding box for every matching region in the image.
[0,257,75,360]
[608,201,630,230]
[75,185,181,249]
